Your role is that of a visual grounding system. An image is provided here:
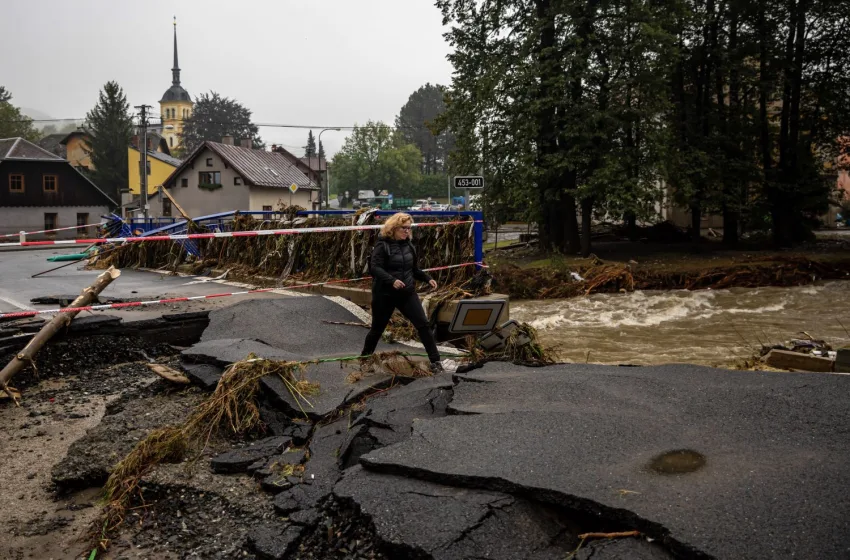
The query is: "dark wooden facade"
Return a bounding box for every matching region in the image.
[0,160,115,207]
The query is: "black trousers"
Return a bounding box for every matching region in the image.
[361,290,441,363]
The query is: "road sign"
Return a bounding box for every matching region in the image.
[289,183,299,194]
[453,176,484,189]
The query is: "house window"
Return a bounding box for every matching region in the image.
[44,213,58,232]
[181,178,188,188]
[262,205,273,212]
[169,137,174,147]
[162,199,172,217]
[9,174,24,192]
[43,175,58,192]
[234,177,242,185]
[198,171,222,187]
[206,158,213,167]
[76,213,89,235]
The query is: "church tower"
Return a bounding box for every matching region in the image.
[159,17,192,152]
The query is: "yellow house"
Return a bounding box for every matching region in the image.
[59,131,93,171]
[127,146,182,195]
[159,19,193,152]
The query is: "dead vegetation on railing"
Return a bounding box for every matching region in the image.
[92,209,477,289]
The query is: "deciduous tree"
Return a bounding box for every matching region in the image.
[179,92,262,153]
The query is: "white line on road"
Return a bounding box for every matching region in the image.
[0,295,36,311]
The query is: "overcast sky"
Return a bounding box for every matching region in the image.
[1,0,454,157]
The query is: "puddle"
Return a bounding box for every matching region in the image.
[648,449,706,474]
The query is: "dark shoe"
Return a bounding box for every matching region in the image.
[430,361,444,374]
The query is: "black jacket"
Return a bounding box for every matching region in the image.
[370,238,432,294]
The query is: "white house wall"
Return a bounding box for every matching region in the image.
[149,147,249,218]
[249,186,312,211]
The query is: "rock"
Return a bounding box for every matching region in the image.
[288,508,320,526]
[209,437,290,474]
[281,421,312,445]
[764,349,834,372]
[180,362,224,390]
[246,524,304,560]
[835,346,850,373]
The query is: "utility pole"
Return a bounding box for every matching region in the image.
[135,105,152,222]
[319,128,340,208]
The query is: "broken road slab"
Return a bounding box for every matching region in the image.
[362,362,850,559]
[261,361,394,420]
[334,465,658,560]
[200,296,399,359]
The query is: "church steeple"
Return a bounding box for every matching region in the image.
[172,17,181,86]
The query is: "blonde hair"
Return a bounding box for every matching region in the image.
[381,212,414,238]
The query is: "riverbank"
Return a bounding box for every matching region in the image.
[488,237,850,299]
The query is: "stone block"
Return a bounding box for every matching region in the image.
[764,349,834,372]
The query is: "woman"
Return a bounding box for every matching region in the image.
[360,212,444,373]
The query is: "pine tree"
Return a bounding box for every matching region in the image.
[305,130,317,158]
[85,81,133,205]
[317,140,325,162]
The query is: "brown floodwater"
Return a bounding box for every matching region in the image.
[511,281,850,367]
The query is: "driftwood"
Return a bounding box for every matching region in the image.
[147,363,191,384]
[0,266,121,404]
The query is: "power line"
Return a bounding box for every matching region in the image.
[12,117,442,132]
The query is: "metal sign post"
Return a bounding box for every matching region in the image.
[453,176,484,209]
[289,183,298,207]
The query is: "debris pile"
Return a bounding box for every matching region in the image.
[746,332,848,373]
[492,255,850,299]
[93,212,477,288]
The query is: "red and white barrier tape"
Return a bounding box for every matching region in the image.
[1,222,108,238]
[0,262,488,319]
[0,220,482,248]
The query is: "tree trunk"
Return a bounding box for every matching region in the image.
[581,198,593,257]
[0,266,121,403]
[722,204,739,246]
[625,211,638,241]
[565,191,581,255]
[691,203,702,244]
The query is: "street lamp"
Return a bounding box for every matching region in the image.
[316,128,341,208]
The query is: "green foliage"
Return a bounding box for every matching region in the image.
[179,92,262,153]
[330,121,422,197]
[317,139,325,161]
[437,0,849,250]
[85,81,133,205]
[395,83,455,174]
[0,86,39,141]
[304,130,317,158]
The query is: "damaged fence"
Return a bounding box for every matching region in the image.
[91,210,484,289]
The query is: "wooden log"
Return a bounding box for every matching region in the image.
[763,349,834,373]
[0,266,121,404]
[147,363,190,385]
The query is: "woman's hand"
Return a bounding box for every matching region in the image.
[393,279,406,290]
[428,279,438,290]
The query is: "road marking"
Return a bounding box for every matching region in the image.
[0,295,36,311]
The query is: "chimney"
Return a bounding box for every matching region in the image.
[221,135,234,145]
[241,137,253,150]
